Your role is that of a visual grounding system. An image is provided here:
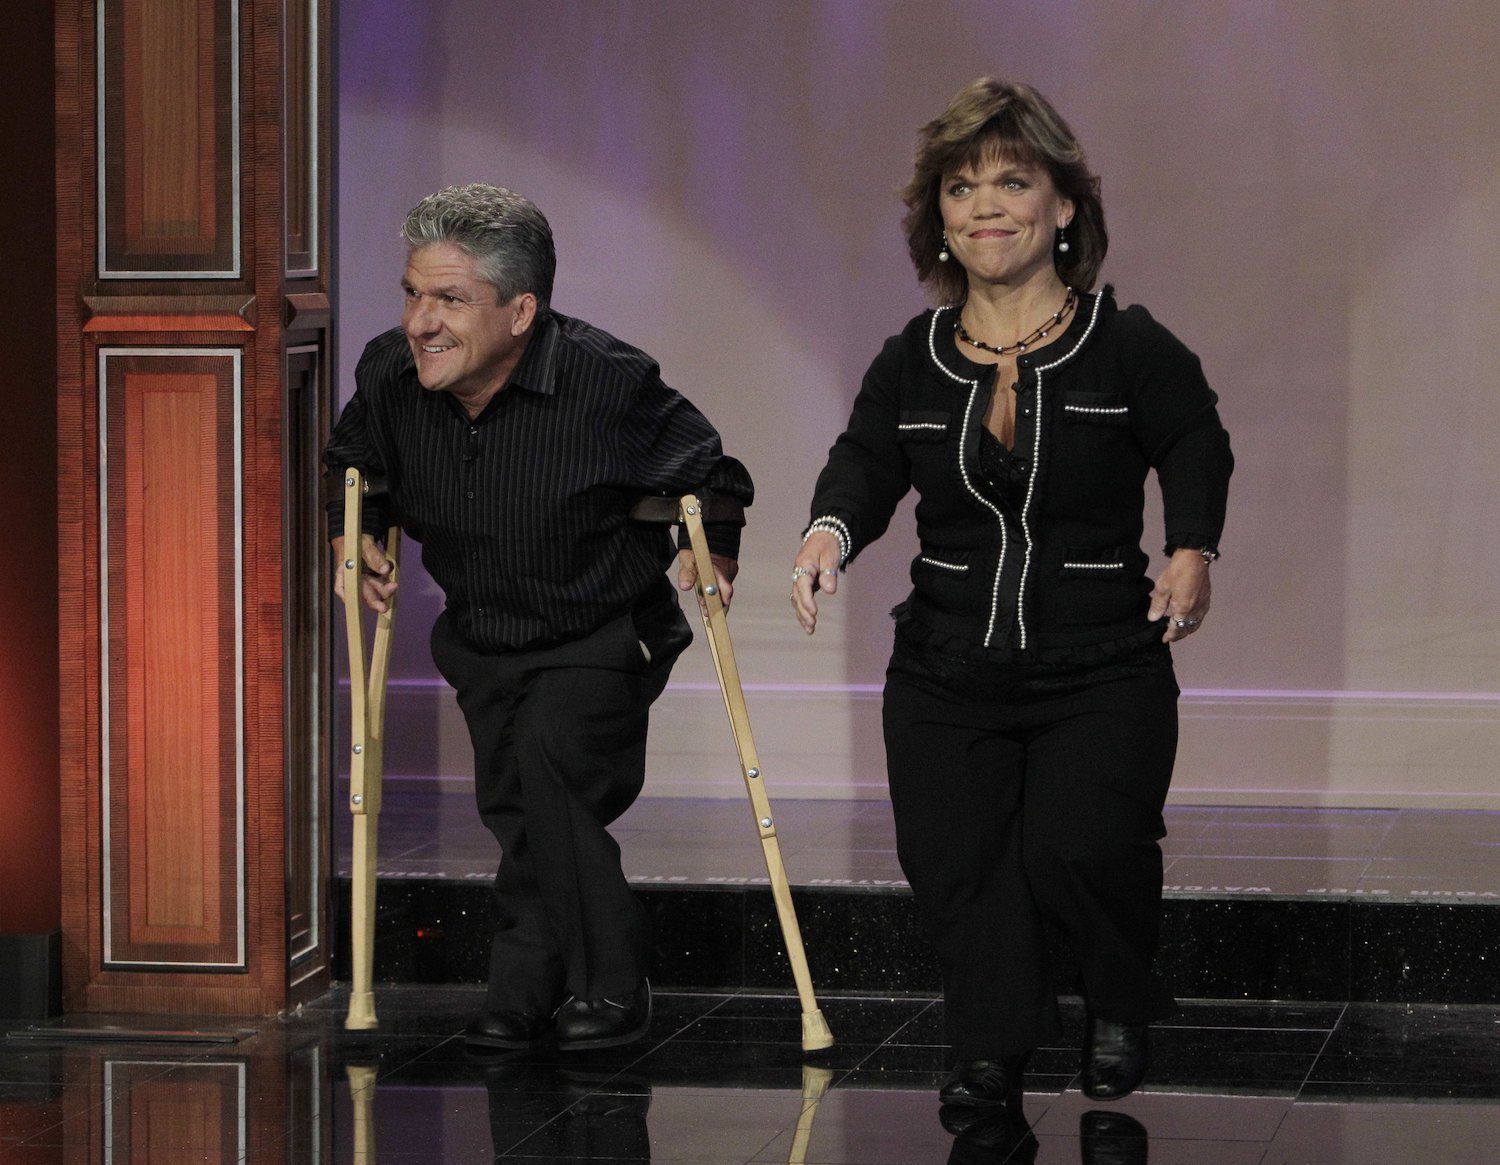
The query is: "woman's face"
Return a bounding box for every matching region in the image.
[938,152,1074,290]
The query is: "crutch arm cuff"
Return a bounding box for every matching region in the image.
[629,493,746,559]
[628,492,746,526]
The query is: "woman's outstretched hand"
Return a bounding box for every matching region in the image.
[791,531,843,634]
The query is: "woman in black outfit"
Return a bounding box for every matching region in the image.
[792,78,1232,1113]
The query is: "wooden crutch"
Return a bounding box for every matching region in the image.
[678,494,834,1053]
[788,1063,835,1165]
[342,467,401,1030]
[346,1065,378,1162]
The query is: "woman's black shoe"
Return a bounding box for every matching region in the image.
[1081,1017,1149,1100]
[938,1055,1028,1108]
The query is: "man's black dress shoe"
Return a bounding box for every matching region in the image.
[943,1104,1038,1163]
[938,1055,1028,1108]
[1081,1017,1149,1101]
[555,981,652,1051]
[464,1008,555,1051]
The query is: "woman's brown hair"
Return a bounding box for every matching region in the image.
[901,78,1107,302]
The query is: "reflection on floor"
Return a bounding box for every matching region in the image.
[5,986,1500,1162]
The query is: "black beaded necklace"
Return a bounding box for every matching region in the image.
[956,287,1077,356]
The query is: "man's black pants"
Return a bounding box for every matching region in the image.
[431,603,685,1016]
[883,634,1180,1060]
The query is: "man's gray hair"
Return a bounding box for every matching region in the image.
[400,183,556,308]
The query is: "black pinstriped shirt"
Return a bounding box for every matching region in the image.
[325,310,754,652]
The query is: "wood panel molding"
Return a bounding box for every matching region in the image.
[84,293,258,332]
[283,291,329,332]
[283,0,318,275]
[100,349,243,970]
[107,1060,245,1159]
[98,0,241,279]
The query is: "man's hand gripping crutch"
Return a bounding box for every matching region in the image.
[337,468,401,1031]
[677,494,835,1053]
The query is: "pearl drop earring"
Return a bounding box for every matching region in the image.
[938,232,950,262]
[1056,226,1070,254]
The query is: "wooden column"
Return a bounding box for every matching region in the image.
[56,0,335,1015]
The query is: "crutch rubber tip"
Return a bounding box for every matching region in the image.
[345,993,378,1031]
[801,1008,834,1052]
[801,1063,834,1100]
[346,1065,378,1090]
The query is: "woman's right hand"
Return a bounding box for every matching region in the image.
[791,531,843,634]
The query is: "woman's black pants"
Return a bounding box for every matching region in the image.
[883,639,1180,1060]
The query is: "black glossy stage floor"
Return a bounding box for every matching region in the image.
[4,794,1500,1162]
[335,789,1500,1007]
[7,987,1500,1161]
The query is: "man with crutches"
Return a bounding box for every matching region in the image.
[327,182,753,1052]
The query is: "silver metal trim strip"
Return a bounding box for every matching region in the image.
[285,0,321,278]
[98,0,243,280]
[99,347,246,971]
[104,1060,247,1164]
[286,342,323,964]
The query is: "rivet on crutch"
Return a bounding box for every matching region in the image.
[760,817,773,829]
[685,505,698,515]
[353,744,363,754]
[351,794,363,807]
[747,768,759,778]
[704,584,718,596]
[345,476,355,487]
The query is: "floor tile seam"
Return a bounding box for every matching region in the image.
[876,997,945,1048]
[1292,1000,1351,1105]
[357,1039,459,1080]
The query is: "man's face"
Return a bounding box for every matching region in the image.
[401,242,533,411]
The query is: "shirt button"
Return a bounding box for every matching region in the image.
[470,551,479,560]
[466,490,475,499]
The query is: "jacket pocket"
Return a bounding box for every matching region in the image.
[897,410,950,442]
[1060,545,1129,579]
[917,551,970,574]
[911,544,976,611]
[1061,391,1129,425]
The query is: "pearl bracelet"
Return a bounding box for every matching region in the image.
[803,517,851,566]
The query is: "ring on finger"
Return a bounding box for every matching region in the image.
[792,566,811,580]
